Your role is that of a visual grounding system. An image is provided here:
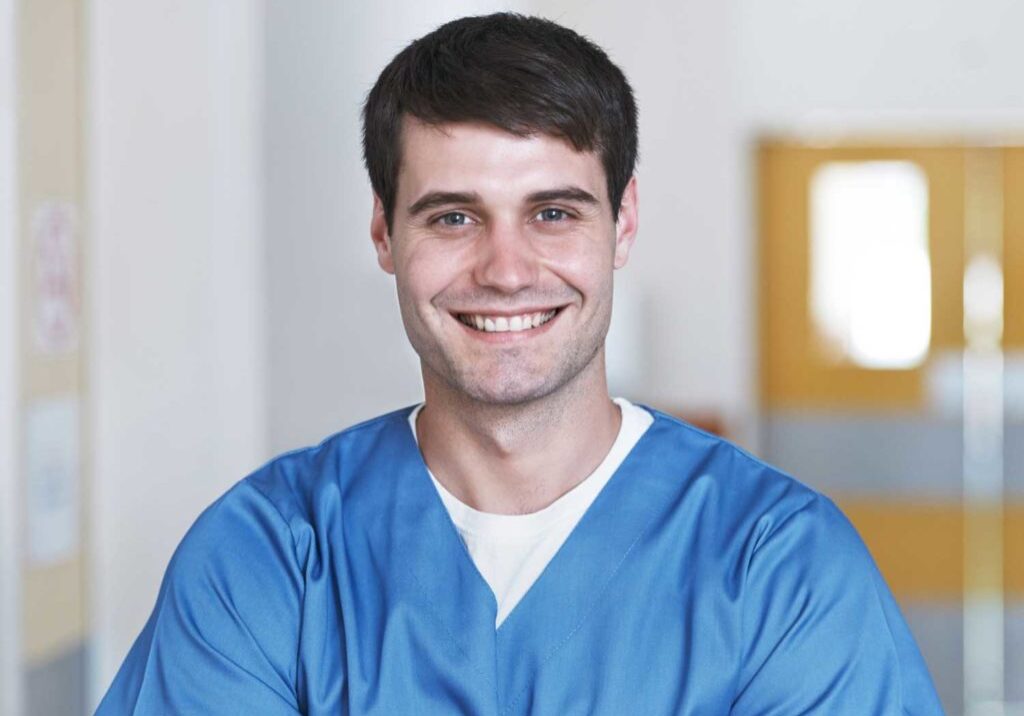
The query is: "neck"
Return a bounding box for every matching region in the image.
[415,353,622,515]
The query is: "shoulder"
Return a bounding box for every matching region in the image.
[129,408,416,681]
[94,478,310,713]
[161,479,305,617]
[241,405,417,530]
[634,412,945,711]
[635,407,889,603]
[639,406,829,541]
[165,406,415,591]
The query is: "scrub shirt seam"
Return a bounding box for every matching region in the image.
[731,493,823,707]
[749,493,819,556]
[824,495,907,711]
[183,615,300,710]
[500,518,653,715]
[242,480,303,572]
[867,558,907,713]
[404,568,497,690]
[240,480,307,698]
[139,581,296,712]
[646,407,791,486]
[152,485,305,710]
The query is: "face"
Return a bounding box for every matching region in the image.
[371,119,638,406]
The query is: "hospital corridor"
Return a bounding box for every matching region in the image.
[1,1,1022,714]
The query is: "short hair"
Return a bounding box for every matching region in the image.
[362,13,638,230]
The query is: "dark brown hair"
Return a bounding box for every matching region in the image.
[362,13,638,230]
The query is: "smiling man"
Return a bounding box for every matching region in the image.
[97,13,944,716]
[372,117,636,521]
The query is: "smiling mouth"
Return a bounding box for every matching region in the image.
[455,309,560,333]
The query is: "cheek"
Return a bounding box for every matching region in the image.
[394,242,466,311]
[541,240,615,295]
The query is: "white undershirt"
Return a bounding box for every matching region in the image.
[408,398,653,627]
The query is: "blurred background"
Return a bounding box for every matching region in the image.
[1,0,1022,714]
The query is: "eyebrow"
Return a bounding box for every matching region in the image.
[407,191,480,217]
[406,185,601,217]
[525,186,601,206]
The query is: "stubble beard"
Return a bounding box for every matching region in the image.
[416,316,609,409]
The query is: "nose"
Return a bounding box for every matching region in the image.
[472,220,539,294]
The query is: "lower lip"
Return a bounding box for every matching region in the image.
[454,309,563,343]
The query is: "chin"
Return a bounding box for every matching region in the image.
[423,343,600,407]
[446,366,566,407]
[457,379,555,407]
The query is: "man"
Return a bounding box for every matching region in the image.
[98,13,944,715]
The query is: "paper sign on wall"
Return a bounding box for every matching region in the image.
[32,201,79,356]
[25,396,80,566]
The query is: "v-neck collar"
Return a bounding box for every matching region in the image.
[491,414,675,712]
[407,398,651,541]
[375,406,675,713]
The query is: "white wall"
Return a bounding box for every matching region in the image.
[0,1,22,713]
[87,0,266,703]
[264,0,533,453]
[737,0,1024,134]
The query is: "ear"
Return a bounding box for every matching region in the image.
[370,193,395,274]
[613,175,638,269]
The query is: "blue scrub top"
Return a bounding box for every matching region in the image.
[97,406,945,715]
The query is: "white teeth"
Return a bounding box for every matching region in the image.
[459,309,558,333]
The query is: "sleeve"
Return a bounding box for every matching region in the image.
[730,495,946,716]
[95,482,304,715]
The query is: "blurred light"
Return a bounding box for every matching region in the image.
[809,161,931,368]
[964,252,1004,348]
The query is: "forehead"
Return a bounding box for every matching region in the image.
[395,118,607,206]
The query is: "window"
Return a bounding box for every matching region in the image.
[809,161,931,369]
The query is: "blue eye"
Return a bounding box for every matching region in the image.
[537,208,569,222]
[438,212,469,226]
